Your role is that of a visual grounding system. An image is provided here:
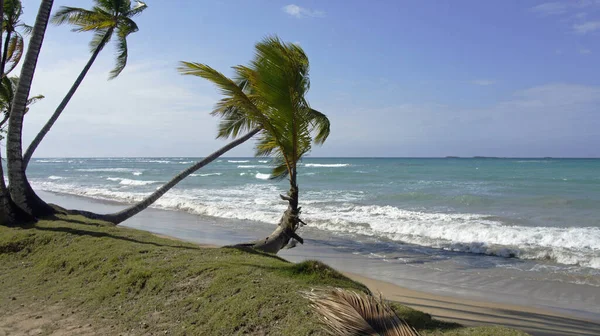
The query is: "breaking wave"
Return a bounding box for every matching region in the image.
[106,177,161,186]
[304,163,350,168]
[190,173,222,177]
[76,168,142,173]
[30,179,600,270]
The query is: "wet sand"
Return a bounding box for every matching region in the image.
[37,190,600,336]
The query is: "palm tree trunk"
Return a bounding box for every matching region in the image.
[0,0,4,76]
[22,30,112,170]
[6,0,54,217]
[67,128,260,224]
[238,168,303,254]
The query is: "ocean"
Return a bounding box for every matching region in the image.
[27,157,600,291]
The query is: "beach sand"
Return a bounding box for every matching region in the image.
[345,272,600,336]
[37,190,600,336]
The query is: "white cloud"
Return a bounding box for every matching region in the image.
[532,1,600,35]
[573,21,600,34]
[316,83,600,157]
[17,42,253,157]
[579,48,592,54]
[283,4,325,18]
[471,79,495,86]
[532,2,568,16]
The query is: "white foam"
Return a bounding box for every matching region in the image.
[29,178,600,270]
[48,176,64,180]
[238,165,274,168]
[136,160,172,164]
[258,160,269,163]
[228,160,249,163]
[132,172,143,176]
[106,177,161,186]
[76,168,141,173]
[36,159,66,163]
[190,173,222,177]
[304,163,350,168]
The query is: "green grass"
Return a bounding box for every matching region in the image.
[0,216,529,335]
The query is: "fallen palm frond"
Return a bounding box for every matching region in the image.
[303,288,422,336]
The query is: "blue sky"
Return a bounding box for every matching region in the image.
[17,0,600,157]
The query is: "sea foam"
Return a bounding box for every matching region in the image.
[106,177,160,186]
[304,163,350,167]
[30,178,600,270]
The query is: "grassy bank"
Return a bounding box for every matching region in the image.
[0,216,528,335]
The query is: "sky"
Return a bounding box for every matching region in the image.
[14,0,600,158]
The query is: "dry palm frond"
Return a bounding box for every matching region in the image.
[303,288,422,336]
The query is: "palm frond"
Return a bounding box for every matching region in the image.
[303,288,422,336]
[18,23,33,35]
[89,28,112,52]
[4,34,24,75]
[26,94,45,106]
[109,34,128,79]
[51,7,109,30]
[308,108,330,145]
[127,0,148,17]
[178,62,271,132]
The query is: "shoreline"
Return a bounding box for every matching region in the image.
[36,190,600,335]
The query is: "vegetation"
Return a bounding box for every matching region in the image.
[0,217,529,335]
[22,0,148,169]
[180,36,330,253]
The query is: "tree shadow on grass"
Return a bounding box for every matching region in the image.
[33,226,202,251]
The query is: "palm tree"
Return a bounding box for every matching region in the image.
[6,0,54,217]
[63,37,329,229]
[1,0,30,79]
[0,0,13,226]
[22,0,147,169]
[181,36,330,254]
[0,0,43,225]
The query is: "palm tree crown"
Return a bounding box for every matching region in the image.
[179,36,330,180]
[1,0,31,77]
[51,0,147,79]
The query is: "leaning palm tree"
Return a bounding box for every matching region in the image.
[63,37,329,231]
[183,36,330,254]
[22,0,147,169]
[6,0,54,217]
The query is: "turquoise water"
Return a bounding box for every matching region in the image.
[27,157,600,271]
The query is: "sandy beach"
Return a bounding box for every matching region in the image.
[37,190,600,336]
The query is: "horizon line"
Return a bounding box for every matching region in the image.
[30,156,600,159]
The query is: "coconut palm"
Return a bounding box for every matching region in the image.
[6,0,53,217]
[22,0,147,169]
[181,36,330,253]
[64,37,329,231]
[1,0,31,79]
